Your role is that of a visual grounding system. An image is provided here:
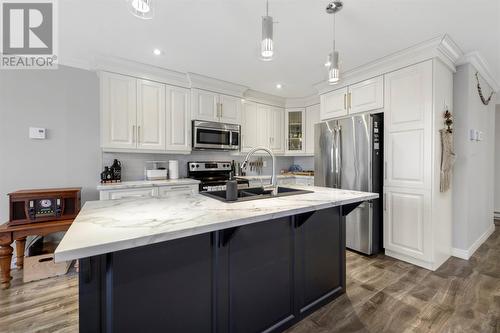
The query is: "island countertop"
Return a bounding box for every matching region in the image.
[55,186,378,262]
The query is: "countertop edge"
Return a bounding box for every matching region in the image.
[54,193,378,262]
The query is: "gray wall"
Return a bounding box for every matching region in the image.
[495,105,500,218]
[0,65,100,223]
[452,64,496,251]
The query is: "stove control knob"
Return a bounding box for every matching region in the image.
[196,164,200,168]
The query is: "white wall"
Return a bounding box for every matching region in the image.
[452,64,496,254]
[495,104,500,218]
[0,65,100,223]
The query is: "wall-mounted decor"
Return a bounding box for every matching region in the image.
[475,72,494,106]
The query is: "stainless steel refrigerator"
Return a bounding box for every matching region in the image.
[314,113,383,255]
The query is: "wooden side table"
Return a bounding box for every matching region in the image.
[0,219,74,289]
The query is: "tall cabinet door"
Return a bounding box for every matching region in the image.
[241,102,259,152]
[286,108,306,154]
[166,85,191,152]
[384,61,432,190]
[137,79,166,151]
[101,72,137,149]
[219,94,242,124]
[191,89,218,121]
[305,104,320,155]
[384,188,432,261]
[268,107,285,154]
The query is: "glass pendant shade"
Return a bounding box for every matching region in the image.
[128,0,154,19]
[328,51,340,84]
[261,15,274,61]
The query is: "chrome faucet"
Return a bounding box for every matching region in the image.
[241,146,278,196]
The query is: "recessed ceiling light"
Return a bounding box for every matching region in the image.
[276,83,282,89]
[153,48,162,56]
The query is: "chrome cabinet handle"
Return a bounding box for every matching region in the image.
[344,94,347,110]
[132,125,136,143]
[383,193,387,211]
[138,126,141,144]
[348,92,352,109]
[384,161,387,180]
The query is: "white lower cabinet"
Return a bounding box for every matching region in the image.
[294,177,314,186]
[100,187,157,201]
[157,184,198,198]
[383,188,431,262]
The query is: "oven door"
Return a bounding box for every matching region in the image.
[193,121,240,150]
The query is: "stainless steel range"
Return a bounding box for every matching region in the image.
[188,161,249,192]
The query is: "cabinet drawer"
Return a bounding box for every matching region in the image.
[295,178,314,186]
[101,187,156,200]
[157,185,198,198]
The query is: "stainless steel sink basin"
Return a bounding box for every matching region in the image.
[201,187,313,203]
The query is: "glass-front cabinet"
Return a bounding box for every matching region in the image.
[285,108,305,154]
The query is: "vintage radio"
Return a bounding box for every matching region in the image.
[8,188,81,226]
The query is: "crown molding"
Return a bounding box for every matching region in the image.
[93,55,190,88]
[314,34,464,95]
[457,51,499,92]
[188,73,248,98]
[243,89,286,107]
[285,95,320,108]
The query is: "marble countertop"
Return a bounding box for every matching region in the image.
[96,178,200,190]
[55,186,377,262]
[238,174,314,180]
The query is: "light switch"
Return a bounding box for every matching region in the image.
[29,127,46,139]
[477,131,484,141]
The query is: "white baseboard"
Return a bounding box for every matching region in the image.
[452,223,495,260]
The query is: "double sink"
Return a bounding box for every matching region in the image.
[201,186,313,203]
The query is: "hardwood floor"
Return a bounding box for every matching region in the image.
[1,226,499,333]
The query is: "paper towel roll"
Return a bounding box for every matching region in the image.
[168,160,179,180]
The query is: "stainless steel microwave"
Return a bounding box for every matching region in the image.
[192,120,240,150]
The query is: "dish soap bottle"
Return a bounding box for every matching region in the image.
[226,172,238,201]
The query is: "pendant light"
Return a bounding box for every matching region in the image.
[325,1,343,84]
[127,0,154,20]
[260,0,274,61]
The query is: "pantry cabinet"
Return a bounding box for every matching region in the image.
[191,89,242,124]
[320,76,384,120]
[100,72,191,154]
[383,60,452,271]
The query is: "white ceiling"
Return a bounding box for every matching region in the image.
[60,0,500,98]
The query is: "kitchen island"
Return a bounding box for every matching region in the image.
[55,186,377,333]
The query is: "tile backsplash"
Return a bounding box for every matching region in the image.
[102,152,312,181]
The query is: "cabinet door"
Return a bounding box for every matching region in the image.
[191,89,218,121]
[137,79,166,151]
[225,217,295,333]
[295,207,344,314]
[101,72,137,149]
[348,76,384,114]
[384,61,432,189]
[268,107,285,153]
[305,104,320,155]
[384,188,431,261]
[241,102,260,152]
[286,108,305,154]
[166,86,191,152]
[320,87,348,120]
[219,94,242,124]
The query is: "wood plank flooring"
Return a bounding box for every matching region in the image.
[1,225,499,333]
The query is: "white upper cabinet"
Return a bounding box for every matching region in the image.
[305,104,320,155]
[320,76,384,120]
[191,89,242,124]
[241,102,260,152]
[384,61,432,189]
[136,79,166,151]
[165,86,191,152]
[219,94,242,124]
[101,72,137,149]
[348,76,384,114]
[320,87,348,120]
[286,108,306,154]
[191,89,218,121]
[267,106,284,154]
